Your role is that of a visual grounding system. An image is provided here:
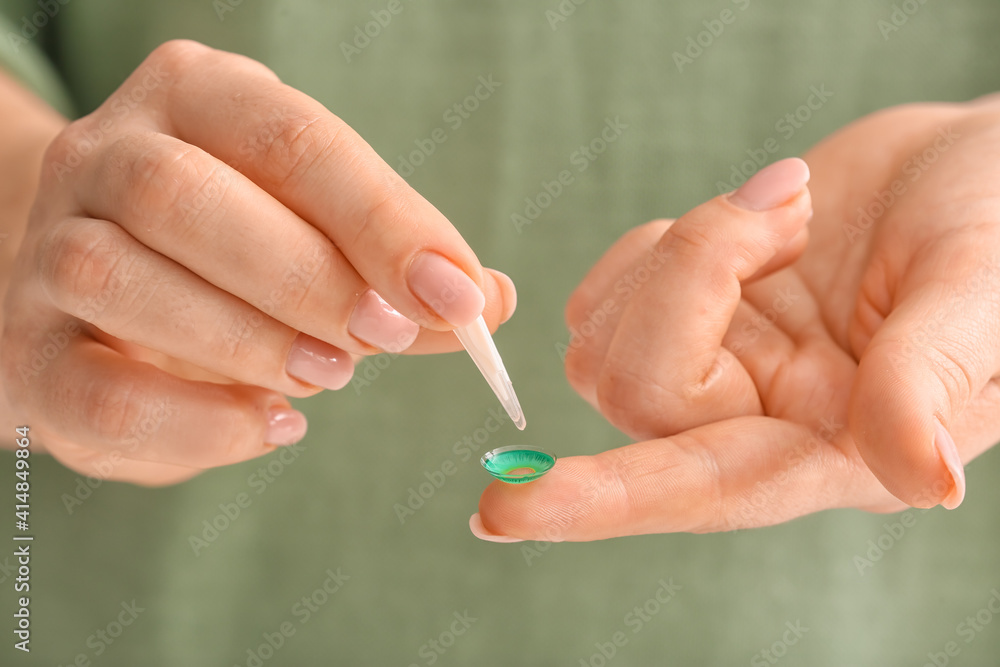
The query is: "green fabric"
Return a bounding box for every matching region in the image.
[0,1,74,115]
[2,1,1000,665]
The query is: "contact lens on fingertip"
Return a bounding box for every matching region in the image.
[481,446,556,484]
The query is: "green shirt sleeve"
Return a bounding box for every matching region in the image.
[0,6,75,117]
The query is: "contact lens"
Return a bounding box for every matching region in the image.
[480,446,556,484]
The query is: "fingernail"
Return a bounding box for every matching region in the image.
[266,407,308,446]
[286,333,354,390]
[934,419,966,510]
[348,290,420,353]
[469,513,524,543]
[729,157,811,211]
[407,252,485,327]
[491,270,518,324]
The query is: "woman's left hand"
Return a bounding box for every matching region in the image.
[473,97,1000,541]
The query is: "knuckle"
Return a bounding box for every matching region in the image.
[38,122,94,186]
[150,39,277,83]
[147,39,211,72]
[273,243,330,314]
[79,378,147,444]
[354,190,409,249]
[668,218,757,276]
[105,135,200,224]
[205,397,268,466]
[37,221,129,318]
[666,221,717,256]
[595,366,664,437]
[926,344,977,406]
[220,312,273,367]
[254,111,336,189]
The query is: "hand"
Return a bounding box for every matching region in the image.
[0,40,515,485]
[473,99,1000,541]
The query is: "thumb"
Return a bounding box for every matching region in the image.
[850,256,1000,509]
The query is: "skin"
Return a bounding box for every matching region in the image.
[477,96,1000,539]
[2,42,996,534]
[0,41,515,485]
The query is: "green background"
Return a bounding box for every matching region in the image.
[2,0,999,665]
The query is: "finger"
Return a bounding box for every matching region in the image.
[4,329,308,469]
[850,241,1000,509]
[152,40,490,330]
[44,438,202,486]
[401,268,518,354]
[473,416,884,541]
[35,217,353,394]
[593,158,813,439]
[65,129,419,356]
[564,220,673,407]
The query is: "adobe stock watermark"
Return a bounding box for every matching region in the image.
[688,286,802,397]
[842,126,959,243]
[520,458,630,566]
[224,245,326,352]
[405,610,477,667]
[55,600,145,665]
[18,253,157,386]
[555,243,668,361]
[877,0,934,40]
[61,399,175,514]
[189,443,307,556]
[340,0,420,62]
[673,0,751,73]
[51,63,168,182]
[851,505,936,576]
[350,330,426,395]
[511,116,629,234]
[395,74,502,178]
[394,407,509,524]
[544,0,591,31]
[882,258,999,375]
[16,321,82,385]
[577,578,682,667]
[716,84,834,194]
[750,620,809,666]
[212,0,244,21]
[231,567,350,667]
[728,415,843,529]
[5,0,72,55]
[918,589,1000,667]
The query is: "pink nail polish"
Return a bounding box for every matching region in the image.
[348,290,420,353]
[286,334,354,390]
[469,513,524,543]
[266,407,307,446]
[407,252,485,327]
[934,419,966,510]
[728,157,811,211]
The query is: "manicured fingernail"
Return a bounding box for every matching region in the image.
[348,290,420,353]
[407,252,485,327]
[729,157,811,211]
[469,513,523,543]
[491,270,518,324]
[286,333,354,390]
[934,419,965,510]
[266,407,307,446]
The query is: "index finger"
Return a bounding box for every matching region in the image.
[160,41,487,330]
[473,417,889,542]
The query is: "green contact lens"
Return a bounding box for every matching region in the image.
[481,446,556,484]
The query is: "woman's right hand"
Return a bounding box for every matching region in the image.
[1,40,515,485]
